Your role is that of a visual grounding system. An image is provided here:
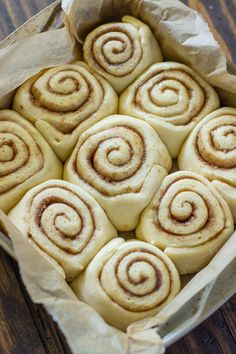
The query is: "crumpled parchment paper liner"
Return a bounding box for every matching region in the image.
[62,0,236,107]
[0,0,236,353]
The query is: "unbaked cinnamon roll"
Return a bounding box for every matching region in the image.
[136,171,234,274]
[0,110,62,213]
[64,114,172,231]
[71,238,180,331]
[8,180,117,281]
[83,16,163,94]
[13,61,118,161]
[119,62,219,157]
[178,107,236,222]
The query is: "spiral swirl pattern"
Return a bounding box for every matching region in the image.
[13,61,118,161]
[74,125,145,196]
[83,16,163,93]
[0,110,62,213]
[179,108,236,173]
[197,116,236,168]
[64,114,172,231]
[100,245,174,312]
[31,187,96,254]
[136,171,234,274]
[179,107,236,223]
[8,180,117,281]
[86,24,142,77]
[73,239,180,330]
[119,62,219,157]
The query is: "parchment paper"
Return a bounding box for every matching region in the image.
[0,0,236,353]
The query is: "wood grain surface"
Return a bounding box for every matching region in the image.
[0,0,235,353]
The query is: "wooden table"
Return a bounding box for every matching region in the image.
[0,0,235,353]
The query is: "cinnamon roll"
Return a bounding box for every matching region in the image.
[8,180,117,281]
[178,107,236,222]
[83,16,163,94]
[119,62,219,157]
[13,61,118,161]
[64,114,172,231]
[136,171,234,274]
[0,110,62,213]
[71,238,180,331]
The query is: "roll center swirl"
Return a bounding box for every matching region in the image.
[155,177,225,245]
[43,204,82,238]
[0,138,15,162]
[0,122,43,195]
[30,187,95,254]
[212,126,236,151]
[48,73,80,95]
[90,24,142,77]
[197,115,236,168]
[0,133,28,177]
[76,125,146,195]
[136,70,205,125]
[100,248,171,312]
[32,69,92,112]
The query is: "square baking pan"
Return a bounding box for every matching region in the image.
[0,0,235,350]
